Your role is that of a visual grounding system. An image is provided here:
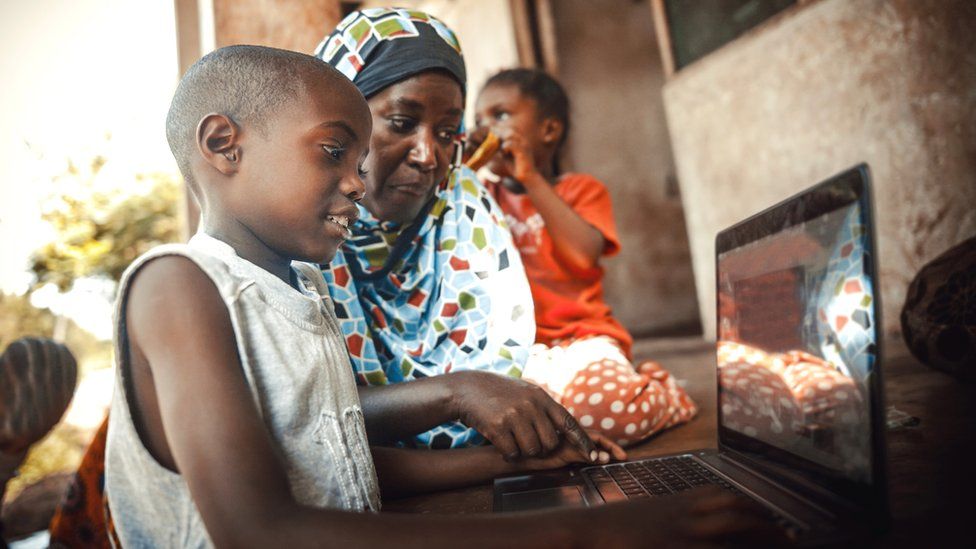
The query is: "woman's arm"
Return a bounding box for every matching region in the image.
[359,371,597,462]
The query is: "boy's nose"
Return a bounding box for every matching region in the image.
[343,172,366,202]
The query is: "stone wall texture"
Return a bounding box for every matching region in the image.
[663,0,976,339]
[552,0,701,336]
[213,0,341,53]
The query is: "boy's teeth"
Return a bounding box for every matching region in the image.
[327,215,349,228]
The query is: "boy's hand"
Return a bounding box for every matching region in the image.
[583,487,792,548]
[518,431,627,471]
[448,371,598,463]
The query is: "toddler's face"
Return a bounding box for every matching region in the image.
[360,71,464,224]
[474,83,547,179]
[232,75,371,264]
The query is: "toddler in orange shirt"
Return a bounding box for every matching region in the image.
[473,69,696,447]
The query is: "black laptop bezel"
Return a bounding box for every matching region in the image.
[713,164,889,527]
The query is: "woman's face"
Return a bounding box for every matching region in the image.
[362,71,464,224]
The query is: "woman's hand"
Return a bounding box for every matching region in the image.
[448,370,599,463]
[518,431,628,471]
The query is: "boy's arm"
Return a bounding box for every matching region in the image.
[127,257,780,548]
[127,256,311,545]
[129,257,567,547]
[371,432,627,498]
[499,131,605,272]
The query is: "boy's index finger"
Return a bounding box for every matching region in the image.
[548,405,596,461]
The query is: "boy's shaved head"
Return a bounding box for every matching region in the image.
[166,45,347,194]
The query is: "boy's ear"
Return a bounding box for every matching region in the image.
[197,113,242,175]
[541,117,564,146]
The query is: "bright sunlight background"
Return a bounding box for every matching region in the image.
[1,0,180,340]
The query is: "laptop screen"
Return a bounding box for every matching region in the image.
[715,166,883,495]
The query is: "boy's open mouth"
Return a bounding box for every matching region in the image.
[326,215,353,239]
[326,215,350,229]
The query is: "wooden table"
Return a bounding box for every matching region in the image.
[383,337,976,546]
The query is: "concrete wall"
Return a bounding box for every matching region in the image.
[360,0,522,125]
[212,0,341,53]
[551,0,700,336]
[663,0,976,340]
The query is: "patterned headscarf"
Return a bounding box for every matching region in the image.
[316,9,535,449]
[314,8,466,99]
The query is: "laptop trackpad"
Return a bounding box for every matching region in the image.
[500,486,585,511]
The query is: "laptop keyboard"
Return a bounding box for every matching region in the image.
[583,455,804,536]
[584,455,734,498]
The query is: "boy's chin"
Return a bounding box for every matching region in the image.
[299,241,341,266]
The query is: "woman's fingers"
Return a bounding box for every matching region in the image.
[533,415,561,454]
[588,431,628,461]
[489,430,520,461]
[510,417,544,458]
[547,404,596,462]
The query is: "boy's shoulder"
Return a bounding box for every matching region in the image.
[119,241,244,304]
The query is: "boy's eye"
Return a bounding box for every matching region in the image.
[358,164,369,178]
[494,111,510,121]
[322,145,345,161]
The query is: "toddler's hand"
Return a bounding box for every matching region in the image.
[496,128,539,184]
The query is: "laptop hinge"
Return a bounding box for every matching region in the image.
[715,449,856,518]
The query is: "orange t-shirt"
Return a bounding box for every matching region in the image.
[487,173,633,358]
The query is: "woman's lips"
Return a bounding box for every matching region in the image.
[390,183,430,197]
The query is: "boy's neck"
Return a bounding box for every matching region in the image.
[201,223,295,288]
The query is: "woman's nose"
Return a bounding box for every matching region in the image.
[407,129,438,173]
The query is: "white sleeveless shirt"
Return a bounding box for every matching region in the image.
[105,233,380,548]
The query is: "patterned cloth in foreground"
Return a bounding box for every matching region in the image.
[48,418,118,548]
[523,336,697,447]
[324,168,535,449]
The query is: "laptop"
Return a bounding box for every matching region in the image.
[493,164,888,544]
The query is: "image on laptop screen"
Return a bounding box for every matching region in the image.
[716,193,876,484]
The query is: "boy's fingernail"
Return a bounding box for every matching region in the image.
[589,450,598,461]
[599,451,610,462]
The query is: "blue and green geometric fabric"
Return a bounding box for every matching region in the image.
[323,166,534,449]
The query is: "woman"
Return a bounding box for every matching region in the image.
[314,9,537,449]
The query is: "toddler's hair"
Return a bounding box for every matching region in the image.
[165,45,340,196]
[483,68,570,173]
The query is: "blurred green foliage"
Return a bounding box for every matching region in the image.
[29,156,182,293]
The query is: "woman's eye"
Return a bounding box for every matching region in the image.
[358,164,369,177]
[437,128,458,143]
[388,117,416,133]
